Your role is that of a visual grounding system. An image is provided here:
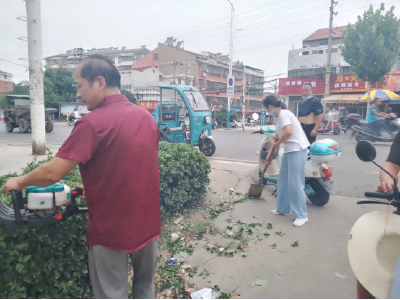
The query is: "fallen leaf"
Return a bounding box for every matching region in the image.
[335,272,346,279]
[174,216,185,225]
[253,278,268,286]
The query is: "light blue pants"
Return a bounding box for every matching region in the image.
[276,148,308,219]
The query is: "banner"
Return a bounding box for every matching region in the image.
[60,105,76,116]
[138,101,158,109]
[278,74,384,95]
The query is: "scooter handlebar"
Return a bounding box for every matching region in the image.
[364,191,394,201]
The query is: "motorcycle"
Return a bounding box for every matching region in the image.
[346,113,399,143]
[67,115,80,126]
[252,126,342,206]
[320,107,349,135]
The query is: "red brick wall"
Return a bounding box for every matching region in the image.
[0,80,13,95]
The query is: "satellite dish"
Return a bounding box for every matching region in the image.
[252,113,259,121]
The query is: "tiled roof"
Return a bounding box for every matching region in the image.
[0,70,12,75]
[304,25,349,41]
[131,49,158,70]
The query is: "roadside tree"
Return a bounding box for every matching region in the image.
[341,4,400,121]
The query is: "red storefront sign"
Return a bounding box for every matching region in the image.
[279,76,324,95]
[385,73,400,92]
[138,101,158,109]
[279,74,385,95]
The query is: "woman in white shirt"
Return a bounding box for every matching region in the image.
[264,95,310,227]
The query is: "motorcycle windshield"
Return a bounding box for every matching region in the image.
[184,91,209,111]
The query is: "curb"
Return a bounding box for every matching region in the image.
[0,138,63,146]
[207,157,258,165]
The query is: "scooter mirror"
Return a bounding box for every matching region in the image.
[356,141,376,162]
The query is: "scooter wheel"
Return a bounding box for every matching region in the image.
[333,127,340,135]
[306,178,330,206]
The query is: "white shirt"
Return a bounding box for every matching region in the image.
[73,110,80,118]
[275,110,310,153]
[325,111,333,121]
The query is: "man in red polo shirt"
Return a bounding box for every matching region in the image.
[5,54,161,298]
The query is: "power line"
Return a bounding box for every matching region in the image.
[0,58,28,68]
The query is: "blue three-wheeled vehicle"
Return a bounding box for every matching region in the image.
[152,85,216,156]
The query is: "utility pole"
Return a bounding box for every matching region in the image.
[26,0,46,155]
[227,0,234,129]
[324,0,338,105]
[242,66,245,130]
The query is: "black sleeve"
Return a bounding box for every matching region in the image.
[313,98,324,116]
[387,131,400,166]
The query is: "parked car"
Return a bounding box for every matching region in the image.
[221,120,240,128]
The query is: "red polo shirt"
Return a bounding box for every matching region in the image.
[56,94,161,253]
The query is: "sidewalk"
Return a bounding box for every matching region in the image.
[0,140,61,176]
[173,159,383,298]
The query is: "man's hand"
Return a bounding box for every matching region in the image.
[310,129,318,137]
[76,185,86,200]
[376,161,399,193]
[376,180,395,193]
[5,177,24,194]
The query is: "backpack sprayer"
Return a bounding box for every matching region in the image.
[0,184,88,228]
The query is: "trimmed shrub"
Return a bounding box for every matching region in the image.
[0,143,211,298]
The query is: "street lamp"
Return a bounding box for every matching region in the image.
[227,0,234,129]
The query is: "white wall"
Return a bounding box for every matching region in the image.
[288,45,350,71]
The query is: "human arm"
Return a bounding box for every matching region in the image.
[376,162,400,192]
[265,125,292,164]
[5,157,79,193]
[311,99,324,136]
[377,132,400,192]
[311,114,324,136]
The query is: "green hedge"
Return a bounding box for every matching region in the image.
[0,142,211,298]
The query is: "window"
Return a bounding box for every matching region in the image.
[331,48,338,53]
[319,50,324,54]
[299,51,309,56]
[198,79,204,89]
[184,90,209,111]
[119,65,131,70]
[154,53,158,60]
[341,66,351,74]
[120,56,133,62]
[319,40,328,45]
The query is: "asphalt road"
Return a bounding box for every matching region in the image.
[211,128,391,198]
[0,123,392,198]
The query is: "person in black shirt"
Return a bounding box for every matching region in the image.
[376,131,400,192]
[298,83,324,144]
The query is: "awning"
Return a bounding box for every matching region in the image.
[322,94,364,104]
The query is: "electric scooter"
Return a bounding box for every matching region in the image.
[0,185,87,228]
[67,115,80,126]
[252,126,342,206]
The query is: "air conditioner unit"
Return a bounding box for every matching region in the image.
[202,72,206,77]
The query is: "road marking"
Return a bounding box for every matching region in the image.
[208,157,258,165]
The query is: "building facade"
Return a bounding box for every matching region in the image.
[0,70,13,95]
[127,42,265,117]
[279,26,400,118]
[44,46,150,74]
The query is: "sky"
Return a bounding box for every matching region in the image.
[1,0,399,90]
